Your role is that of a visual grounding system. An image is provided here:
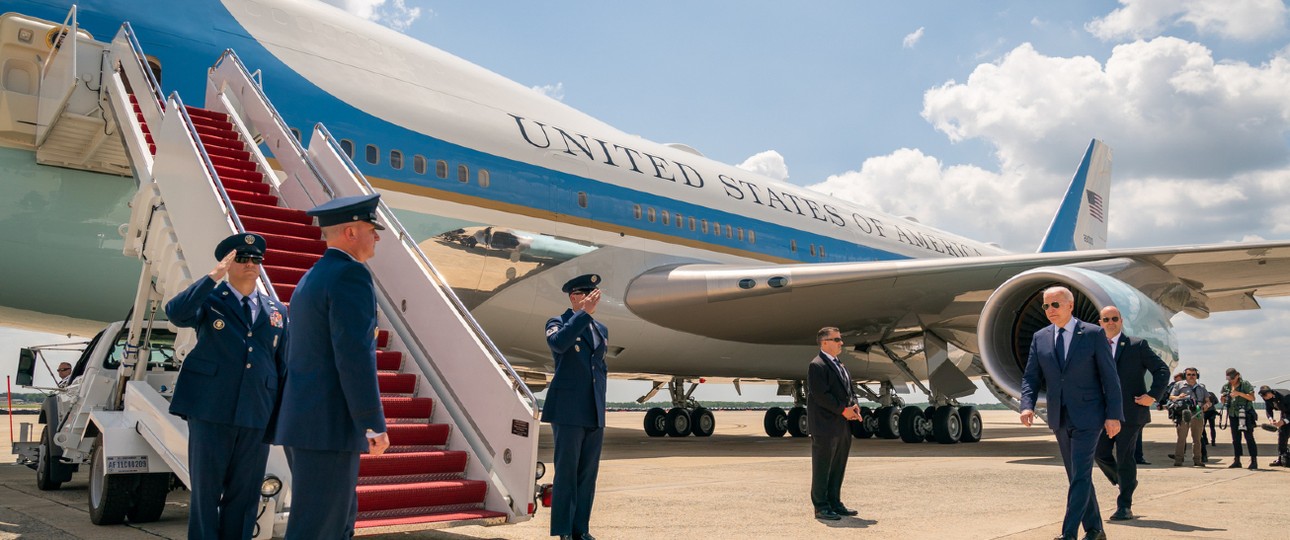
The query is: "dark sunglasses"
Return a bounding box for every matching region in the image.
[1186,373,1198,377]
[1101,316,1120,322]
[234,255,263,265]
[1040,301,1062,310]
[57,368,71,372]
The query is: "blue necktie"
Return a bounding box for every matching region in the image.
[1056,327,1067,370]
[242,296,254,326]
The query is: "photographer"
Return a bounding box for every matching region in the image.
[1202,393,1219,448]
[1221,368,1259,469]
[1169,368,1210,467]
[1259,386,1289,467]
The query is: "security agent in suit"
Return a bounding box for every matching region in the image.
[1259,386,1290,466]
[542,273,609,540]
[272,194,390,540]
[807,326,862,521]
[1020,286,1123,540]
[1092,306,1169,522]
[166,233,288,540]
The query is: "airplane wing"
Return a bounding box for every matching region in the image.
[624,240,1290,344]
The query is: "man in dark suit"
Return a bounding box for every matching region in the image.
[167,233,288,540]
[273,194,390,539]
[542,273,609,540]
[1092,305,1169,522]
[1020,286,1123,540]
[806,326,861,521]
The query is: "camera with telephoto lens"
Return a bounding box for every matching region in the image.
[1167,397,1198,423]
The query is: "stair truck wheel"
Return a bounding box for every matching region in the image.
[88,441,137,525]
[126,473,172,523]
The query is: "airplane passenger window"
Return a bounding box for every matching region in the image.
[457,164,469,183]
[647,208,656,223]
[479,169,490,188]
[712,221,721,236]
[340,139,355,158]
[809,244,816,256]
[701,219,708,234]
[726,224,733,238]
[661,210,670,226]
[748,230,756,244]
[577,191,588,208]
[365,144,378,165]
[689,217,696,231]
[737,228,744,241]
[414,155,427,175]
[389,150,403,170]
[674,212,683,228]
[436,160,448,179]
[791,239,797,252]
[819,245,826,257]
[633,204,642,220]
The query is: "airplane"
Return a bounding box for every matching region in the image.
[4,0,1290,444]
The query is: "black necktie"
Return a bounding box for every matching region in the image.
[1056,328,1067,369]
[242,296,253,326]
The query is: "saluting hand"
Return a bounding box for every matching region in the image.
[208,251,237,281]
[368,432,390,456]
[579,289,602,315]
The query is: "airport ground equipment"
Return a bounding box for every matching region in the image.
[7,7,540,537]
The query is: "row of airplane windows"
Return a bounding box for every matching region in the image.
[303,131,827,258]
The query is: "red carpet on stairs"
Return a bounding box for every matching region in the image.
[131,98,496,531]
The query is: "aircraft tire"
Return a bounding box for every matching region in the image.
[922,406,938,442]
[665,407,692,437]
[787,406,809,438]
[763,407,788,437]
[850,406,876,439]
[691,408,715,437]
[932,406,962,444]
[644,407,668,437]
[875,406,900,439]
[127,473,171,523]
[898,406,928,443]
[958,406,983,443]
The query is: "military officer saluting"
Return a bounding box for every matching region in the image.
[543,274,609,540]
[166,233,287,540]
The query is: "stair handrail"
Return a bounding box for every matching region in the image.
[169,92,279,301]
[110,22,165,128]
[208,50,335,205]
[312,123,538,409]
[40,5,76,78]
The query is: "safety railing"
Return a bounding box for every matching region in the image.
[35,5,78,147]
[110,22,165,127]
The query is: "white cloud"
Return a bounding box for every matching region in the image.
[1087,0,1288,41]
[319,0,425,31]
[736,150,790,182]
[903,27,925,49]
[531,82,565,101]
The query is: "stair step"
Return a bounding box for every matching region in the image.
[359,450,465,478]
[377,330,390,349]
[257,233,326,256]
[184,106,227,121]
[225,189,279,206]
[376,351,403,371]
[231,201,315,226]
[263,265,307,286]
[208,153,258,172]
[186,111,233,131]
[378,372,417,394]
[221,177,271,194]
[263,249,321,269]
[356,479,486,513]
[198,132,245,152]
[204,143,250,162]
[354,509,507,534]
[241,215,320,241]
[381,396,431,419]
[387,423,450,447]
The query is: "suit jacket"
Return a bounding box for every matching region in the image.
[1020,319,1124,431]
[273,249,386,452]
[540,309,608,428]
[807,352,854,439]
[166,276,287,430]
[1109,335,1170,425]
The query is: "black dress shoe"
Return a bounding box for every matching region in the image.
[1135,459,1150,465]
[832,506,859,516]
[1053,536,1075,540]
[580,534,597,540]
[815,509,841,521]
[558,536,573,540]
[1082,530,1107,540]
[1109,507,1134,521]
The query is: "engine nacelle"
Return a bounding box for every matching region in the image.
[978,266,1178,405]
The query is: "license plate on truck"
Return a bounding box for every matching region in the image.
[106,455,149,473]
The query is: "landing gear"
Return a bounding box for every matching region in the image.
[874,406,901,439]
[849,406,875,439]
[898,406,931,443]
[764,407,788,437]
[931,405,963,444]
[640,378,716,437]
[787,407,809,437]
[958,405,983,443]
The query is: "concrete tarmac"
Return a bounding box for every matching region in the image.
[1,410,1285,539]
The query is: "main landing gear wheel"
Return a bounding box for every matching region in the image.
[644,407,668,437]
[691,407,715,437]
[787,406,809,437]
[958,405,983,443]
[764,407,788,437]
[874,406,901,439]
[665,407,692,437]
[922,407,938,442]
[849,406,876,439]
[898,406,932,443]
[932,406,963,444]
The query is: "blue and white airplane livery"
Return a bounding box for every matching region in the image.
[4,0,1290,440]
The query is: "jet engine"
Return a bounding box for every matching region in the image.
[977,265,1178,406]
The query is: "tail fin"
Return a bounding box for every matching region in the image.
[1037,139,1112,253]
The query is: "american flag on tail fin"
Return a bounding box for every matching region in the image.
[1085,190,1104,222]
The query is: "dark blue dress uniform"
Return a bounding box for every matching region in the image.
[272,195,386,540]
[166,233,287,540]
[542,274,608,539]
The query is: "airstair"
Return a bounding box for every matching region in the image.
[24,7,540,537]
